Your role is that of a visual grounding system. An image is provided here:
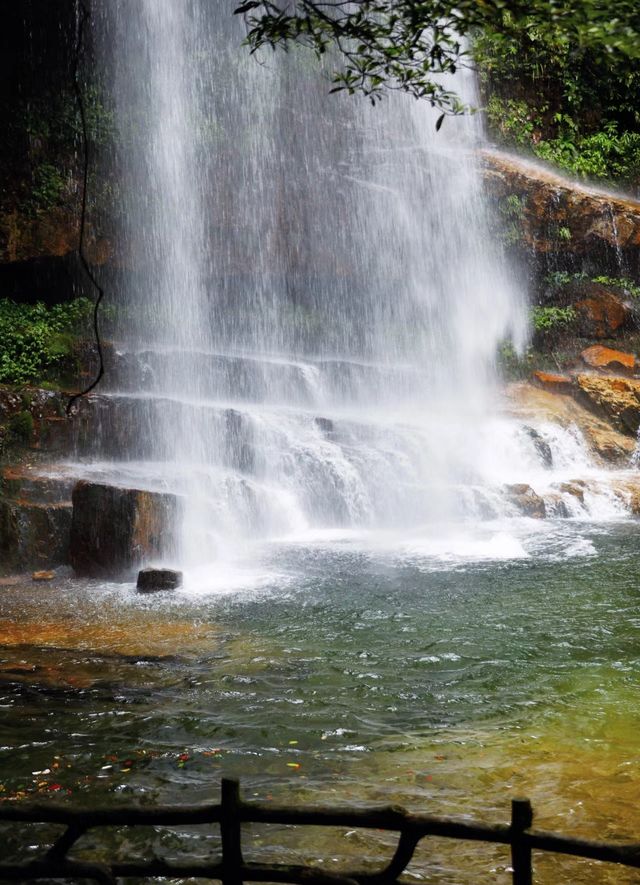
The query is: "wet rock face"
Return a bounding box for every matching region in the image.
[69,482,180,578]
[532,371,573,394]
[504,382,637,466]
[522,425,553,467]
[0,465,74,572]
[573,286,632,339]
[0,498,71,572]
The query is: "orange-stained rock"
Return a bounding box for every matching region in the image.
[574,288,630,338]
[0,205,112,266]
[581,345,635,373]
[532,370,573,393]
[32,570,55,582]
[0,617,218,659]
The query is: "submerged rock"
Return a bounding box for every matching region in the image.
[137,568,183,593]
[522,425,553,467]
[504,483,546,518]
[315,416,334,434]
[580,345,635,374]
[70,482,180,578]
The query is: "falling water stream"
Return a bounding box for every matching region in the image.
[1,3,639,881]
[79,0,539,583]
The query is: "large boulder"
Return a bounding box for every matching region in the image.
[137,568,183,593]
[69,482,180,578]
[573,373,640,436]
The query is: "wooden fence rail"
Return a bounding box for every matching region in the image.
[0,778,639,884]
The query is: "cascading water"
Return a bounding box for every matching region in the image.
[71,1,632,585]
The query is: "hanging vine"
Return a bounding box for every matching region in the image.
[66,0,105,416]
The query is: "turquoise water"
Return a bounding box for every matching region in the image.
[1,519,639,881]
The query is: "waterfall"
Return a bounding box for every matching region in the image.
[90,1,529,577]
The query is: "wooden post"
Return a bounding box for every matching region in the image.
[221,778,244,885]
[511,798,533,885]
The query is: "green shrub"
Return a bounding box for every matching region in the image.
[531,306,577,333]
[533,125,640,185]
[30,163,66,212]
[474,20,640,189]
[8,410,34,442]
[591,275,640,299]
[0,298,94,385]
[544,271,640,299]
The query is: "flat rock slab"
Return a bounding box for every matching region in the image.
[70,481,180,578]
[137,568,183,593]
[532,370,573,394]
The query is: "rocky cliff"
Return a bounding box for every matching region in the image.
[481,150,640,267]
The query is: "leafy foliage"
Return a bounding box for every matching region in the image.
[497,193,526,245]
[545,271,640,299]
[235,1,640,110]
[8,411,34,442]
[475,14,640,187]
[531,305,577,332]
[0,298,94,385]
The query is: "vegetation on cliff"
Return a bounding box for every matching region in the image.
[0,298,94,386]
[474,20,640,190]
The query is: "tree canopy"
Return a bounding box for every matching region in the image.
[234,1,640,111]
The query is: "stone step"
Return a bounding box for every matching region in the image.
[39,391,420,465]
[104,345,423,407]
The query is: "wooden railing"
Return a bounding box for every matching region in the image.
[0,778,639,883]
